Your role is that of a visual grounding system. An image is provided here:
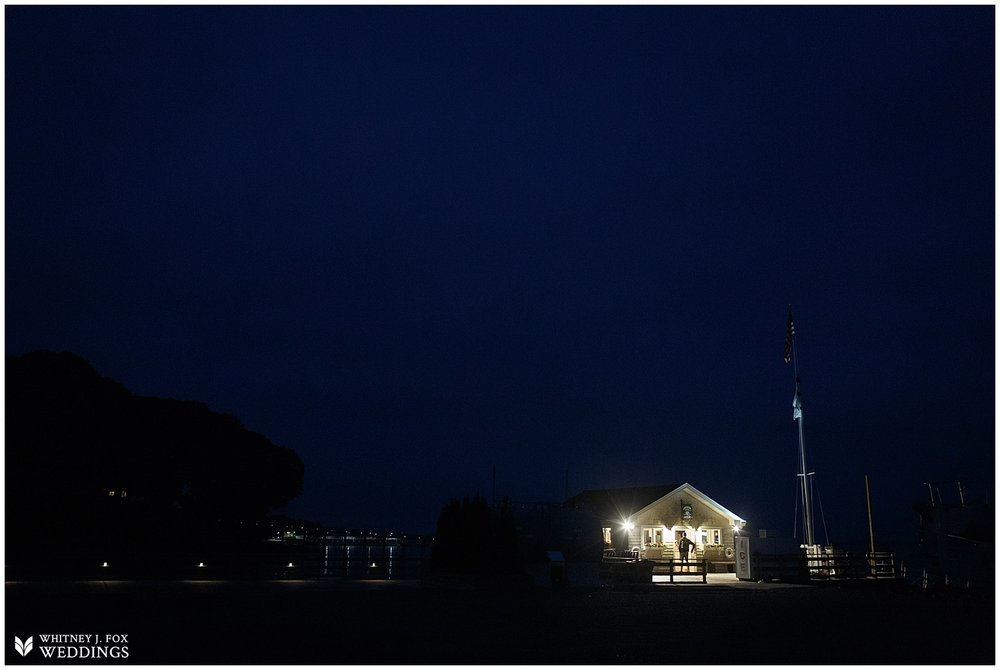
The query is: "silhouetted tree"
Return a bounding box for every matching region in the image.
[6,351,304,570]
[430,494,521,576]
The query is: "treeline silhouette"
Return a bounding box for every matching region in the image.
[431,495,521,577]
[6,351,304,576]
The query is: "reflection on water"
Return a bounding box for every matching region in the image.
[321,534,429,580]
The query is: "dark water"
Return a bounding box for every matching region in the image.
[318,534,429,579]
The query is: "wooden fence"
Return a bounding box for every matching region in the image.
[651,559,708,583]
[599,558,709,585]
[595,551,898,584]
[751,551,896,582]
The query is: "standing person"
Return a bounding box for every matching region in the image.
[677,532,694,571]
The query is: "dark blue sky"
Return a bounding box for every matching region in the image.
[6,6,994,548]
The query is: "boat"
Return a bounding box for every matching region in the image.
[911,482,993,590]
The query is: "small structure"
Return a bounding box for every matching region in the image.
[567,483,747,571]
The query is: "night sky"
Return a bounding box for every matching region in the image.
[5,6,994,551]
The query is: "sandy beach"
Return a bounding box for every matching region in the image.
[5,574,993,665]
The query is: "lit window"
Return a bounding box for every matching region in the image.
[108,490,115,497]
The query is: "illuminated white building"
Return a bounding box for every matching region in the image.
[567,483,747,568]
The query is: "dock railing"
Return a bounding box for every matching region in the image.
[599,556,709,585]
[750,550,897,582]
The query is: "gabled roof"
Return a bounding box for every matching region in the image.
[674,483,747,524]
[566,482,746,525]
[566,484,680,522]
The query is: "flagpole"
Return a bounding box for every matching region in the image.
[797,392,815,548]
[788,307,815,548]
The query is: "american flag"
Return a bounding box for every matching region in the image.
[784,308,795,364]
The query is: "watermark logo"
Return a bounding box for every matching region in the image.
[12,634,129,660]
[14,636,34,657]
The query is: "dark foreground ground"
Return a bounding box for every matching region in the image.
[5,576,994,665]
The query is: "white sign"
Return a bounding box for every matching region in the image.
[735,536,752,580]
